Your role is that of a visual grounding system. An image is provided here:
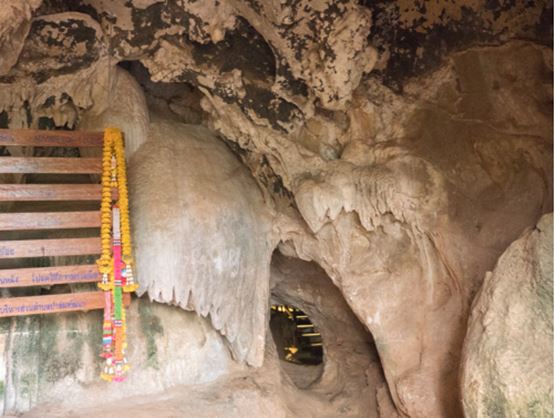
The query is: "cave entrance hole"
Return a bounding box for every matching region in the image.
[270,303,324,388]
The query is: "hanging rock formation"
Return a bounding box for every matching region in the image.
[274,41,552,418]
[0,0,42,76]
[129,118,275,367]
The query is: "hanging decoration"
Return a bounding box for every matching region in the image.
[97,127,138,382]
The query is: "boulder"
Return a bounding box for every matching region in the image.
[461,214,553,418]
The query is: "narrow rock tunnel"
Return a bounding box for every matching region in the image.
[270,304,325,388]
[269,253,391,414]
[270,304,324,363]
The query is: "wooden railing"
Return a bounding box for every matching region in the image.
[0,128,129,317]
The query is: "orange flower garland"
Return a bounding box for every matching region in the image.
[97,128,138,382]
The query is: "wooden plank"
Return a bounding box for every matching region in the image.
[0,157,101,174]
[0,292,131,317]
[0,237,100,259]
[0,184,102,201]
[0,129,103,147]
[0,265,100,288]
[0,211,100,231]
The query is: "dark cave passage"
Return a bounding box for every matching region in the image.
[269,252,390,405]
[270,304,323,366]
[269,303,325,389]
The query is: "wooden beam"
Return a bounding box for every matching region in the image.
[0,157,101,174]
[0,292,131,317]
[0,129,103,147]
[0,265,100,288]
[0,237,100,259]
[0,211,100,231]
[0,184,102,201]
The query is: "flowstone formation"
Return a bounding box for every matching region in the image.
[129,119,275,367]
[0,1,552,417]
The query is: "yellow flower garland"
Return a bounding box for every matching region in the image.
[97,128,138,292]
[113,133,138,292]
[97,128,137,382]
[97,133,114,289]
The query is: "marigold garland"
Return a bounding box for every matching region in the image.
[97,127,138,382]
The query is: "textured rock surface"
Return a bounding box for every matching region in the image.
[79,66,149,158]
[272,41,553,417]
[0,1,551,417]
[0,0,42,76]
[1,1,548,130]
[363,0,552,91]
[461,213,553,418]
[129,118,275,367]
[270,253,393,417]
[0,10,107,129]
[18,331,362,418]
[20,255,395,418]
[0,299,232,415]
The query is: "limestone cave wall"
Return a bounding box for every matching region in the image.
[0,1,552,417]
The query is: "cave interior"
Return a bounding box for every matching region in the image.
[0,1,552,418]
